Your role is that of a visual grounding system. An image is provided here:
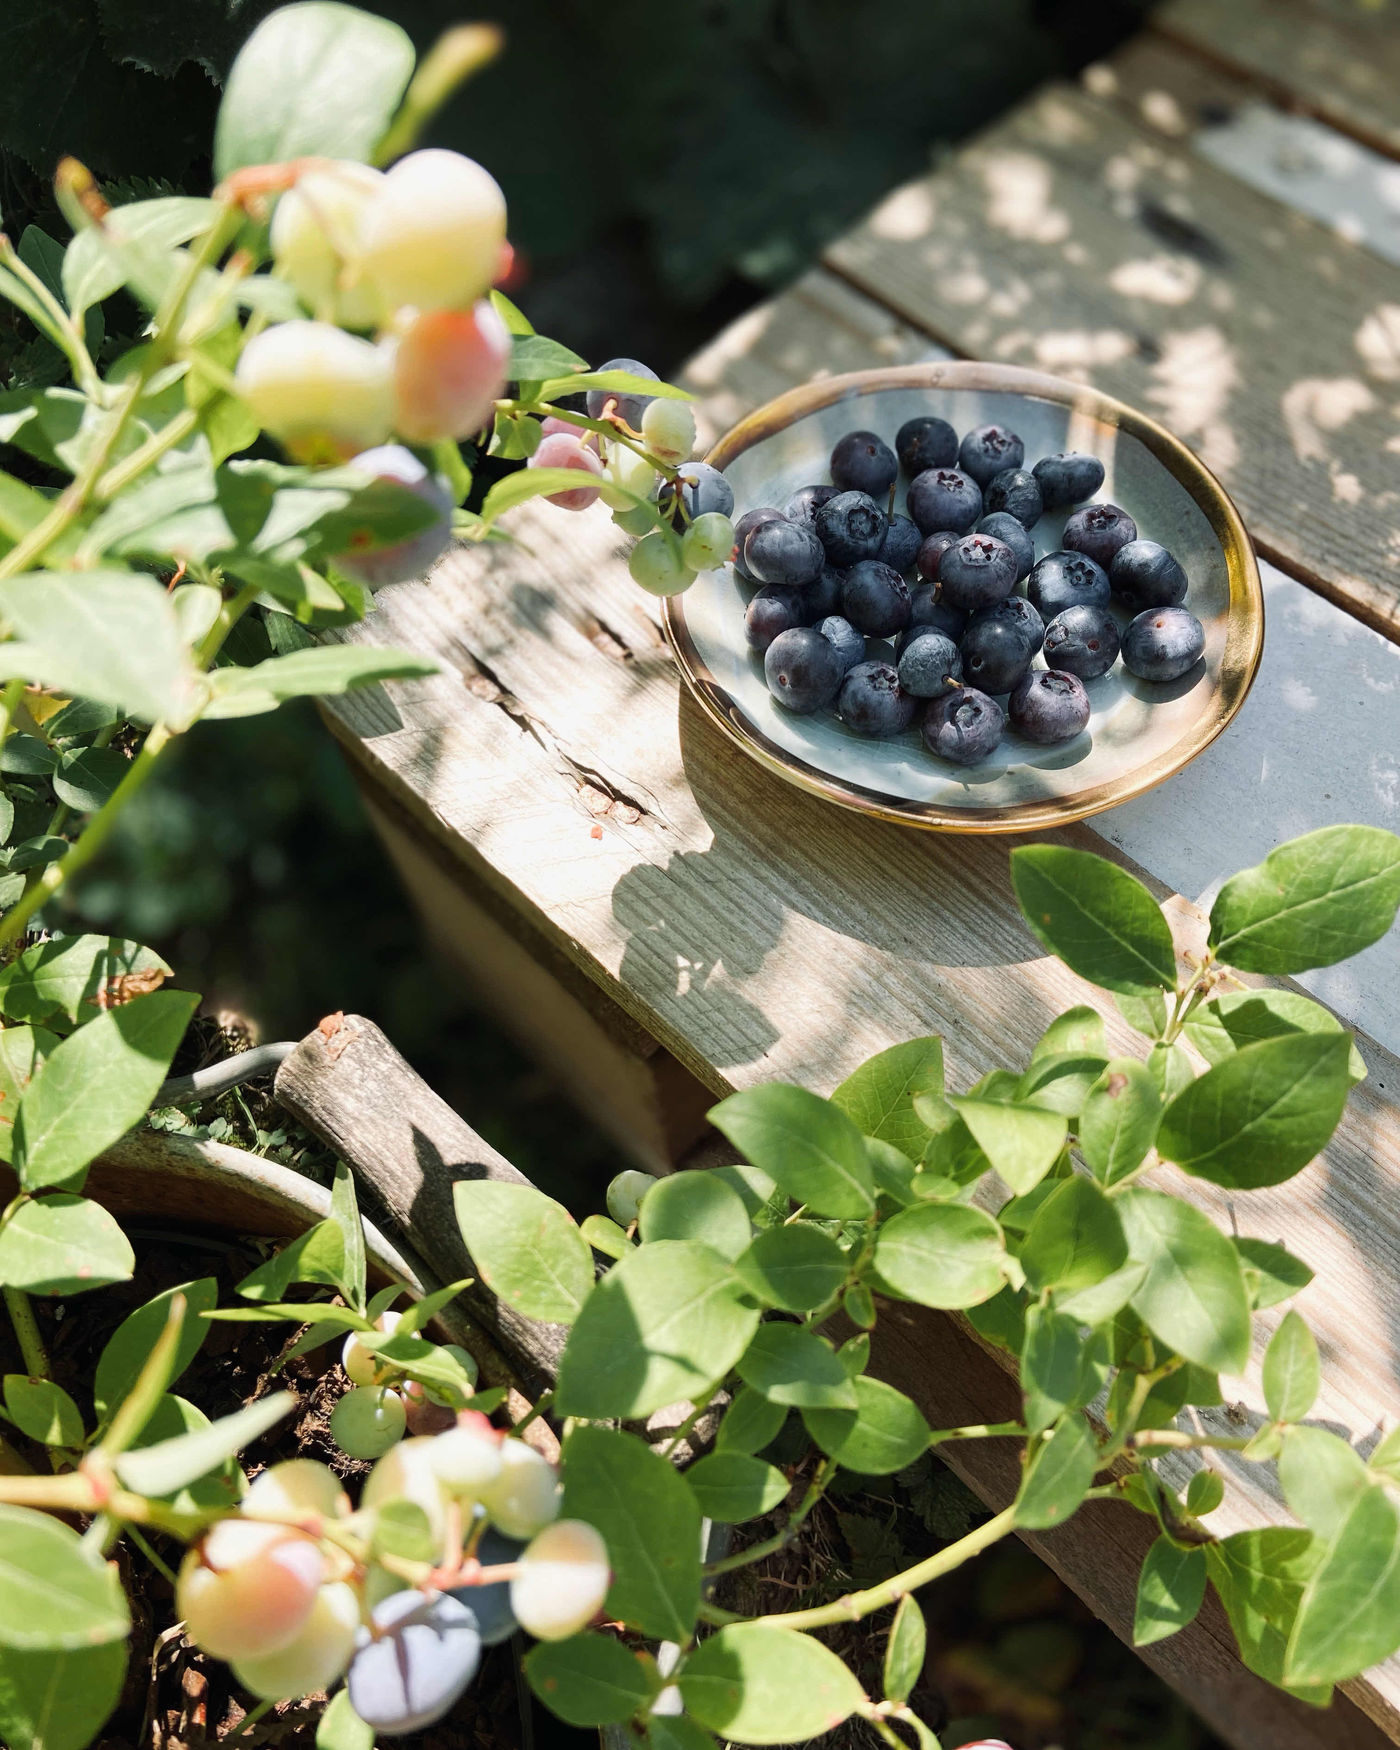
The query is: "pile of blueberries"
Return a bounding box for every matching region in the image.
[733,415,1205,767]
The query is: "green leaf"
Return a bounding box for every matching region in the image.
[948,1097,1066,1195]
[1263,1311,1319,1423]
[580,1213,630,1260]
[317,1690,374,1750]
[524,1632,653,1727]
[1015,1052,1107,1118]
[1053,1259,1146,1326]
[1187,1469,1225,1516]
[214,1,414,179]
[710,1163,780,1220]
[0,736,55,777]
[1116,988,1169,1038]
[0,1026,56,1166]
[1147,1040,1195,1102]
[716,1387,787,1456]
[2,1376,83,1446]
[394,1278,474,1338]
[235,1220,346,1303]
[883,1594,926,1705]
[1079,1059,1162,1187]
[1016,1414,1098,1529]
[0,1196,134,1296]
[1209,1528,1325,1700]
[328,1160,367,1312]
[540,370,690,405]
[554,1241,759,1420]
[873,1202,1006,1309]
[684,1452,789,1523]
[679,1623,863,1745]
[51,748,129,815]
[453,1180,592,1324]
[1185,989,1367,1085]
[648,1720,716,1750]
[93,1278,217,1426]
[802,1375,932,1474]
[1279,1427,1369,1539]
[1134,1537,1206,1646]
[205,645,438,718]
[1209,826,1400,974]
[478,467,638,529]
[508,334,589,380]
[1118,1189,1251,1374]
[371,1500,436,1565]
[1236,1238,1314,1310]
[0,571,198,728]
[1032,1006,1107,1061]
[734,1225,847,1313]
[831,1037,944,1159]
[639,1171,751,1261]
[0,936,167,1028]
[0,1640,125,1750]
[1020,1307,1108,1436]
[13,986,194,1189]
[1287,1489,1400,1685]
[709,1086,874,1218]
[129,1395,242,1516]
[1156,1033,1352,1190]
[737,1325,856,1410]
[1010,845,1177,994]
[64,199,214,323]
[0,1506,129,1649]
[560,1426,701,1642]
[113,1391,295,1497]
[1020,1174,1126,1294]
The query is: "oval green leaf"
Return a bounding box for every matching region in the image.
[1263,1311,1319,1424]
[1020,1174,1126,1294]
[830,1037,944,1160]
[0,1506,129,1650]
[883,1594,926,1705]
[2,1376,83,1447]
[639,1171,751,1261]
[679,1624,864,1745]
[1118,1189,1251,1375]
[1134,1537,1206,1647]
[716,1387,787,1456]
[0,1195,134,1296]
[453,1180,593,1325]
[1079,1058,1161,1186]
[708,1085,873,1218]
[735,1225,848,1313]
[737,1325,856,1410]
[524,1632,654,1727]
[1287,1487,1400,1685]
[873,1202,1006,1309]
[1015,1414,1098,1529]
[0,1639,126,1750]
[1010,844,1177,994]
[1184,989,1367,1085]
[684,1452,790,1523]
[802,1375,932,1474]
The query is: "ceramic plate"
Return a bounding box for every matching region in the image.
[663,362,1263,833]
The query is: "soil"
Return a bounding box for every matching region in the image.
[0,1219,590,1750]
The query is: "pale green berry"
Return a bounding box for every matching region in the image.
[611,503,655,537]
[235,320,393,464]
[476,1439,560,1540]
[359,148,506,313]
[330,1385,406,1460]
[606,1169,656,1226]
[640,398,696,464]
[510,1520,610,1641]
[628,533,696,597]
[232,1580,359,1699]
[362,1436,450,1543]
[270,161,384,329]
[242,1459,347,1526]
[682,512,735,571]
[598,441,657,512]
[177,1521,324,1662]
[342,1309,402,1386]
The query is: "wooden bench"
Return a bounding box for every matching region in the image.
[317,6,1400,1748]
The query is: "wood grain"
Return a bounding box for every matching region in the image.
[1156,0,1400,160]
[821,68,1400,642]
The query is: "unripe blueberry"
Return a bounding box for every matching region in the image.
[235,321,393,464]
[359,148,507,313]
[681,512,735,571]
[333,450,453,590]
[628,533,696,597]
[540,415,600,452]
[598,442,657,512]
[363,1437,450,1543]
[477,1438,560,1540]
[530,432,605,511]
[242,1460,347,1528]
[641,399,696,465]
[612,503,655,537]
[391,302,510,443]
[177,1521,324,1662]
[270,161,384,329]
[510,1519,611,1642]
[343,1309,403,1387]
[232,1580,360,1700]
[606,1169,656,1226]
[430,1413,504,1500]
[348,1591,482,1735]
[331,1385,406,1460]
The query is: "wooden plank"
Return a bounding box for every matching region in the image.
[1156,0,1400,160]
[318,267,1400,1738]
[821,73,1400,643]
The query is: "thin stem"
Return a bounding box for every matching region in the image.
[1099,1365,1164,1465]
[661,1380,725,1460]
[224,1700,273,1743]
[196,581,261,669]
[0,239,98,396]
[1127,1429,1250,1453]
[929,1421,1024,1445]
[4,1285,50,1377]
[94,407,200,504]
[509,1392,553,1438]
[749,1503,1018,1632]
[129,1524,180,1587]
[0,724,170,952]
[705,1459,836,1578]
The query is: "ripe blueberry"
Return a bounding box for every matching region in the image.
[1121,607,1205,681]
[840,560,912,637]
[732,506,785,581]
[830,429,898,498]
[837,661,917,737]
[958,423,1025,487]
[801,563,845,621]
[1062,502,1137,569]
[974,511,1034,581]
[983,466,1043,529]
[907,467,982,535]
[1032,451,1105,508]
[744,515,824,587]
[1042,604,1120,679]
[922,688,1005,766]
[959,598,1042,694]
[783,484,838,528]
[815,615,866,673]
[1027,549,1111,618]
[1110,538,1188,611]
[896,415,958,476]
[347,1591,482,1734]
[897,631,963,699]
[660,460,735,526]
[1009,669,1091,743]
[878,514,922,574]
[816,490,888,566]
[938,533,1018,612]
[585,358,659,427]
[334,446,454,588]
[906,584,966,644]
[745,587,807,653]
[916,530,961,581]
[764,627,844,714]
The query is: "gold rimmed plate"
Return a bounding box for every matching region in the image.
[662,362,1263,834]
